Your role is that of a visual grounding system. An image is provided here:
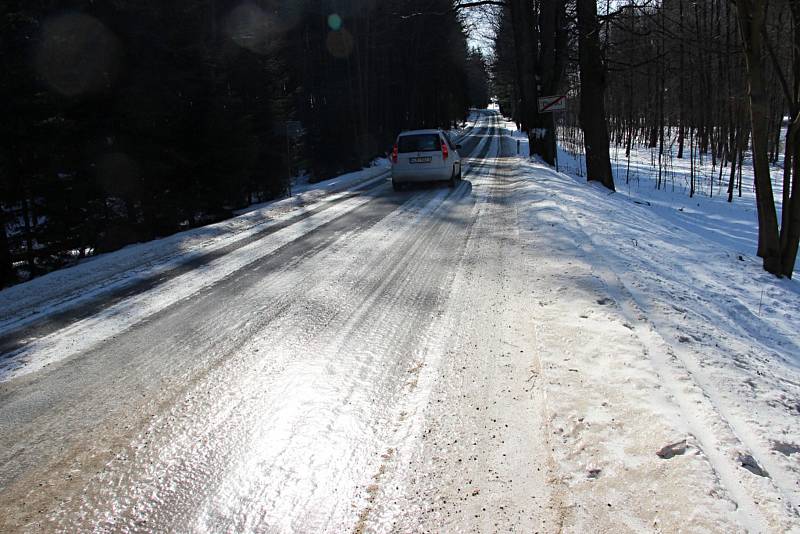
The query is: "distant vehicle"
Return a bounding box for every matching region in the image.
[390,129,462,191]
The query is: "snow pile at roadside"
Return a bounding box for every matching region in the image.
[0,112,487,337]
[447,109,481,140]
[0,164,390,337]
[280,158,392,203]
[507,119,800,530]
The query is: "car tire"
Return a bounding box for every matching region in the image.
[448,167,457,188]
[392,180,403,192]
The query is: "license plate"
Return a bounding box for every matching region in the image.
[409,157,432,164]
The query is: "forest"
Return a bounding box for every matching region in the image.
[2,0,798,286]
[491,0,799,277]
[0,0,489,287]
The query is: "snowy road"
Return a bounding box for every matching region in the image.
[0,112,508,531]
[1,111,799,533]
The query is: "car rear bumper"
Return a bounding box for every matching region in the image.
[392,166,452,183]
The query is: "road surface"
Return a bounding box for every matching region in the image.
[3,111,798,533]
[0,111,553,532]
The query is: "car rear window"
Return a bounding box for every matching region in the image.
[398,134,442,153]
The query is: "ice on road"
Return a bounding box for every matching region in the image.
[0,111,798,533]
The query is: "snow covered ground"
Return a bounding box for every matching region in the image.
[0,111,798,532]
[0,110,482,354]
[0,165,389,339]
[507,121,800,531]
[367,121,799,532]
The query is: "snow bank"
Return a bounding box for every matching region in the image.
[0,165,390,337]
[506,118,800,530]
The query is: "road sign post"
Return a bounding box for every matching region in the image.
[537,95,567,113]
[285,121,303,197]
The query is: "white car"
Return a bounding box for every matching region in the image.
[391,129,462,191]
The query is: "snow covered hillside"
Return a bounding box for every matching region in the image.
[505,119,800,531]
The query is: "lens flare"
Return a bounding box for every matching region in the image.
[35,13,121,97]
[327,13,343,31]
[225,3,276,55]
[326,29,354,59]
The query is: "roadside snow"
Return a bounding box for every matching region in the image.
[0,112,484,340]
[0,191,386,382]
[369,118,799,532]
[515,120,800,530]
[3,110,798,531]
[0,165,390,340]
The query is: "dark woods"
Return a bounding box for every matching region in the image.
[0,0,489,287]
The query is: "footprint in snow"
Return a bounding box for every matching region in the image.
[772,442,800,456]
[657,440,688,459]
[739,454,769,478]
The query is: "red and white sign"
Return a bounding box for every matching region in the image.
[537,95,567,113]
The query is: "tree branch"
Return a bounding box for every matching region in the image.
[396,0,506,19]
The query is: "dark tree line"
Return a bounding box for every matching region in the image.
[0,0,488,287]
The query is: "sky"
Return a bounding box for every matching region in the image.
[463,6,497,57]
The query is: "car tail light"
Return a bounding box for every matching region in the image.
[392,144,398,164]
[441,140,449,160]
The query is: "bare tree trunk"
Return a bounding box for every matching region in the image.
[577,0,614,190]
[509,0,539,145]
[780,113,800,276]
[772,112,783,164]
[690,127,696,197]
[728,124,739,203]
[778,2,800,277]
[537,0,567,165]
[733,0,782,274]
[677,0,686,160]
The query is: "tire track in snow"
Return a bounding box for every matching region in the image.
[0,116,493,383]
[0,119,490,362]
[40,123,497,534]
[0,114,499,532]
[0,191,432,501]
[547,179,798,531]
[357,115,559,532]
[0,172,389,341]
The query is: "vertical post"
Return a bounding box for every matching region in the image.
[286,123,292,197]
[555,109,560,172]
[555,145,559,172]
